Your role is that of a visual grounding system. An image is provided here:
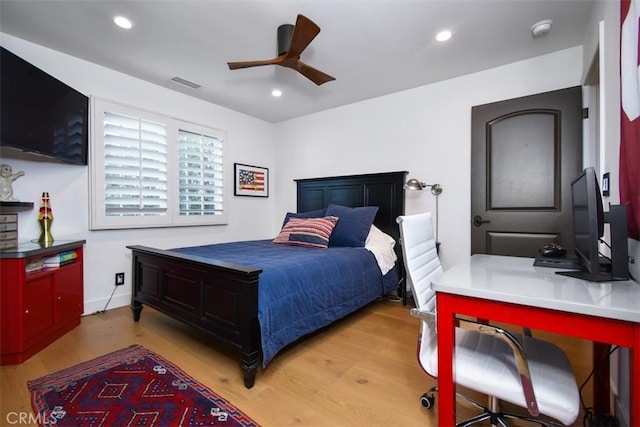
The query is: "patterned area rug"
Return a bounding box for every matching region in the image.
[28,345,259,426]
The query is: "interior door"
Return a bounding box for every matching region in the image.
[471,86,583,256]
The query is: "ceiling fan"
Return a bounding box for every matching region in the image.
[227,14,335,86]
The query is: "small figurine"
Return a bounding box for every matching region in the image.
[0,164,25,202]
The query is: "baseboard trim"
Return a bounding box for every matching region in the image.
[83,292,131,315]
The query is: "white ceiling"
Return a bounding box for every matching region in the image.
[0,0,594,123]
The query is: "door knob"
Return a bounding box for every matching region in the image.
[473,215,490,227]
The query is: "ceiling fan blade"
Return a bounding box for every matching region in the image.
[227,55,284,70]
[227,14,334,85]
[285,14,320,58]
[295,60,335,86]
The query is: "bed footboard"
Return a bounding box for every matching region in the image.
[127,245,262,388]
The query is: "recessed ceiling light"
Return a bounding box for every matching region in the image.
[436,30,452,42]
[113,15,133,30]
[272,89,282,97]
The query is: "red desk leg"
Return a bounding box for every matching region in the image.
[436,293,456,426]
[434,293,639,426]
[632,326,639,425]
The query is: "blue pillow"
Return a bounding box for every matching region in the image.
[325,204,379,247]
[282,208,327,227]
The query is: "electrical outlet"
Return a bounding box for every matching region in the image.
[115,272,125,286]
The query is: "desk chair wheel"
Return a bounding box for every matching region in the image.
[420,391,436,409]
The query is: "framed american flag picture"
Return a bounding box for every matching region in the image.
[234,163,269,197]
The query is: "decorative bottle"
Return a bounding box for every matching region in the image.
[38,192,54,243]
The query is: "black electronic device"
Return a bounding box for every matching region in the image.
[556,167,629,282]
[533,253,583,270]
[0,46,89,165]
[539,243,567,258]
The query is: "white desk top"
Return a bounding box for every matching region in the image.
[432,255,640,323]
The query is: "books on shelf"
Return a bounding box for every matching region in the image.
[25,258,44,273]
[43,250,77,268]
[24,250,77,274]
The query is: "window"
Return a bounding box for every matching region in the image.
[90,98,227,229]
[177,128,224,216]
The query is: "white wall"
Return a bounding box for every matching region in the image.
[274,46,584,269]
[1,33,278,314]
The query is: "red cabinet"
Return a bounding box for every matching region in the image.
[55,263,84,325]
[23,275,56,347]
[1,240,84,365]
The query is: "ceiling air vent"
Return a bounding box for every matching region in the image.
[170,76,202,90]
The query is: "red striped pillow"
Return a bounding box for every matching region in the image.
[272,216,338,248]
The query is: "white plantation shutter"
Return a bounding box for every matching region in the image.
[104,112,168,216]
[90,98,227,229]
[178,129,224,216]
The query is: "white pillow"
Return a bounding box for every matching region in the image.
[364,225,397,275]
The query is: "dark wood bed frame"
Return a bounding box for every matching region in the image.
[128,171,407,388]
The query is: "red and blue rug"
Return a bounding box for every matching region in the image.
[28,345,259,427]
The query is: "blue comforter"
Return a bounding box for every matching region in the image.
[173,240,398,366]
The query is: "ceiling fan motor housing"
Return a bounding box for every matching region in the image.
[277,24,294,55]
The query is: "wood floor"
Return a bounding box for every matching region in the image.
[1,299,594,426]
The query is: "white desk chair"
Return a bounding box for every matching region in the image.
[397,212,580,426]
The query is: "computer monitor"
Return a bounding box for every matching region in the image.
[557,167,629,282]
[572,167,604,274]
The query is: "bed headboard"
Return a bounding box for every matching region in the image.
[295,171,407,258]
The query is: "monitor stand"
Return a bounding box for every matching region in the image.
[555,269,629,282]
[555,256,630,282]
[533,254,582,270]
[556,204,630,283]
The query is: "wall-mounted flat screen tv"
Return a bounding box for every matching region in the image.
[1,46,88,165]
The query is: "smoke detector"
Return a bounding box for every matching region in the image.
[531,20,553,38]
